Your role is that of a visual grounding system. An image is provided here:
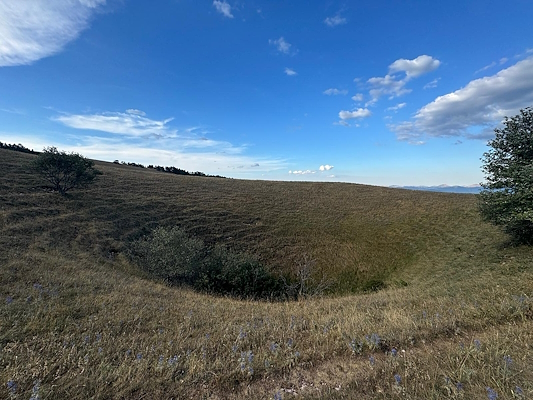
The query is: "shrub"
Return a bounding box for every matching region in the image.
[32,147,101,194]
[130,227,205,285]
[130,227,284,299]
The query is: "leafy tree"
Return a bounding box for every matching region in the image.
[479,107,533,244]
[32,147,102,194]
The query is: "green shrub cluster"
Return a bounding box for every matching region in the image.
[130,226,284,299]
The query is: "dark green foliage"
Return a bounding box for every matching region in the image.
[361,279,387,292]
[130,227,205,284]
[130,227,284,299]
[0,141,37,154]
[479,107,533,244]
[32,147,102,194]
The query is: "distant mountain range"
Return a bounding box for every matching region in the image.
[390,185,482,194]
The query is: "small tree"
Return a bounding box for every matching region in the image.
[32,147,102,194]
[479,107,533,244]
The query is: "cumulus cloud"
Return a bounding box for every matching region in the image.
[389,55,440,78]
[367,75,411,103]
[212,0,233,18]
[319,165,333,171]
[0,1,106,67]
[390,57,533,142]
[367,55,440,103]
[53,109,177,138]
[269,37,292,54]
[324,15,347,27]
[339,108,372,120]
[284,67,297,76]
[351,93,363,102]
[323,88,348,95]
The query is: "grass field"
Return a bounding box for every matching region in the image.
[1,148,532,399]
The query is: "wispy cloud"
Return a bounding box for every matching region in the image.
[7,114,287,176]
[475,57,509,74]
[289,170,315,175]
[53,109,177,138]
[269,37,292,54]
[324,15,347,27]
[0,0,106,67]
[212,1,234,18]
[351,93,363,102]
[390,57,533,143]
[0,107,25,115]
[323,88,348,95]
[423,78,440,89]
[284,67,297,76]
[387,103,406,112]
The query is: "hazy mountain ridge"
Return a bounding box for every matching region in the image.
[391,184,482,194]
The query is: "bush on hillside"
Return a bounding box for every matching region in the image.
[130,227,284,299]
[130,227,205,284]
[479,107,533,244]
[32,147,102,194]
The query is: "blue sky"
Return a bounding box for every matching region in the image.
[1,0,533,186]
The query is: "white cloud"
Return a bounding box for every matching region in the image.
[4,128,287,177]
[0,1,106,67]
[339,108,372,120]
[367,75,411,102]
[284,67,297,76]
[475,61,496,74]
[269,37,292,54]
[389,55,441,78]
[351,93,363,102]
[324,88,348,95]
[289,170,315,175]
[53,109,177,138]
[367,55,441,104]
[387,103,406,112]
[475,57,510,74]
[125,109,146,116]
[319,165,334,171]
[324,15,347,27]
[391,57,533,142]
[423,78,440,89]
[212,1,234,18]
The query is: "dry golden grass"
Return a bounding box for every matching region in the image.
[1,149,532,399]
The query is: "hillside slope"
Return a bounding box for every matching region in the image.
[0,149,499,293]
[1,149,532,399]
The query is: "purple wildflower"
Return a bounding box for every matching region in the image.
[486,387,498,400]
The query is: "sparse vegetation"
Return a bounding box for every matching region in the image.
[1,149,533,399]
[480,106,533,244]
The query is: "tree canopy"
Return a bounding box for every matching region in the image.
[32,147,102,194]
[479,107,533,244]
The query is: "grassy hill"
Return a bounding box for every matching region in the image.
[1,148,532,399]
